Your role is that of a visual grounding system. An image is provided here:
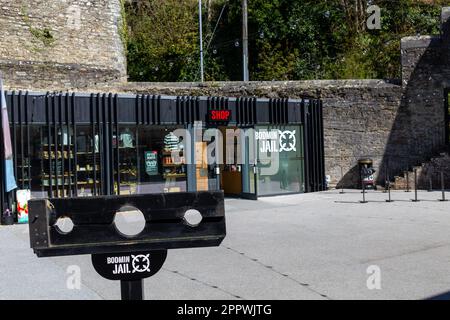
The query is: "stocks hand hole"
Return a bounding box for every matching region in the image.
[54,217,74,234]
[183,209,203,227]
[113,206,146,237]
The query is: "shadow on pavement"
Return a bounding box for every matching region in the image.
[426,291,450,300]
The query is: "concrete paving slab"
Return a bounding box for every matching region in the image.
[1,189,449,300]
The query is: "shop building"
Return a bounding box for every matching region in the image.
[0,91,324,214]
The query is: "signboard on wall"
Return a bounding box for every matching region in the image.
[16,189,30,224]
[145,151,159,176]
[255,130,297,153]
[207,109,232,123]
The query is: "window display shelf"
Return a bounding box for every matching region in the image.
[162,150,183,156]
[76,181,101,185]
[41,181,74,187]
[163,173,187,179]
[38,155,75,160]
[162,163,185,167]
[41,174,74,178]
[43,144,74,147]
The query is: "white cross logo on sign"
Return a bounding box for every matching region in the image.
[278,130,296,152]
[131,254,151,273]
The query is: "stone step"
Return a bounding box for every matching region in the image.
[390,152,450,190]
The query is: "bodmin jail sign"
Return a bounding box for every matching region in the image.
[92,250,167,281]
[255,130,297,153]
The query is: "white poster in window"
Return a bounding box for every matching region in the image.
[16,189,31,224]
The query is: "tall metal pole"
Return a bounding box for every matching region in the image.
[242,0,249,81]
[199,0,205,82]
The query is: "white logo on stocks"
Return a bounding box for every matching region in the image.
[108,254,151,275]
[256,130,296,153]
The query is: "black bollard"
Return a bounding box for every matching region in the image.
[386,182,393,202]
[439,171,448,202]
[383,165,388,193]
[411,168,419,202]
[405,171,411,192]
[360,181,368,203]
[339,166,345,194]
[386,169,394,203]
[428,177,433,192]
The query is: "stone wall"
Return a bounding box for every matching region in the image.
[0,0,126,89]
[393,152,450,190]
[1,4,449,189]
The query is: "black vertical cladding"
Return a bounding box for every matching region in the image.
[102,93,111,195]
[243,98,248,125]
[145,95,150,125]
[108,93,114,195]
[89,94,95,196]
[46,93,52,198]
[247,98,252,124]
[236,97,240,124]
[157,95,161,125]
[10,91,16,186]
[25,92,31,190]
[19,91,24,190]
[100,94,106,194]
[276,99,282,124]
[59,94,64,195]
[50,92,58,197]
[66,93,73,197]
[151,95,156,124]
[114,94,120,195]
[96,93,102,195]
[72,93,78,197]
[446,89,450,148]
[283,99,289,124]
[301,100,310,193]
[135,94,140,125]
[0,91,324,214]
[141,94,147,126]
[305,99,325,192]
[268,99,273,124]
[252,98,257,124]
[0,88,5,215]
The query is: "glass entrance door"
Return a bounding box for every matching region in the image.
[241,128,258,200]
[446,90,450,148]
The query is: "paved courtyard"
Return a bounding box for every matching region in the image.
[1,189,450,300]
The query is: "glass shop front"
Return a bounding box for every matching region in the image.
[1,92,324,214]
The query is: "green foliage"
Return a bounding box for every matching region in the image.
[125,0,446,81]
[119,0,129,55]
[20,7,55,51]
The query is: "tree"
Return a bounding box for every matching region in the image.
[125,0,446,81]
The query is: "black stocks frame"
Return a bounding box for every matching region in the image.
[28,191,226,300]
[28,191,226,257]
